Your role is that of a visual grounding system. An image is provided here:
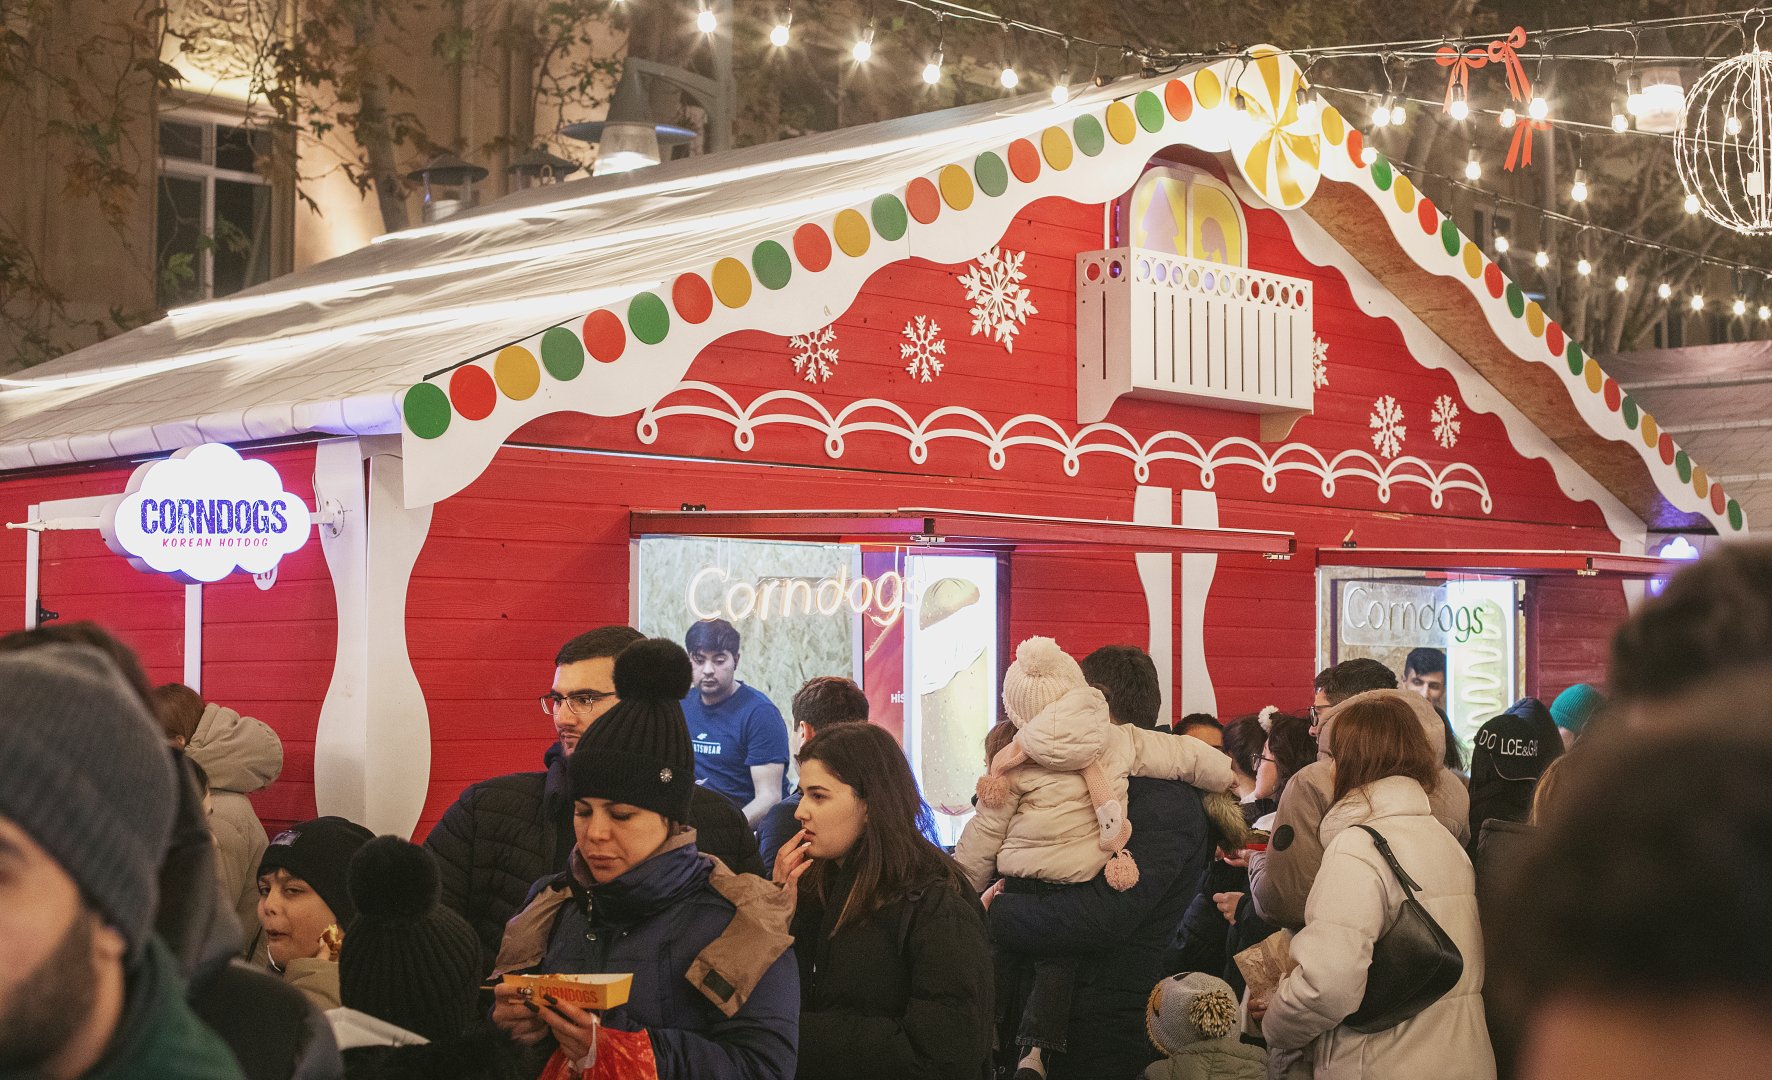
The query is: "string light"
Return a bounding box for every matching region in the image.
[1691,293,1706,311]
[1360,145,1378,165]
[1685,192,1701,214]
[1000,64,1019,89]
[1577,256,1593,276]
[1735,297,1749,316]
[1611,97,1630,132]
[1464,146,1482,181]
[1614,274,1630,292]
[1528,93,1550,121]
[1051,73,1072,104]
[1373,96,1395,128]
[1726,114,1744,137]
[1535,249,1551,269]
[1448,86,1470,121]
[922,50,943,84]
[768,9,791,47]
[1658,282,1673,300]
[1494,234,1510,253]
[852,22,875,63]
[695,2,717,34]
[1760,305,1771,320]
[1569,167,1589,203]
[1498,105,1518,128]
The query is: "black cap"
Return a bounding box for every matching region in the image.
[1471,698,1564,784]
[569,638,696,821]
[258,816,375,925]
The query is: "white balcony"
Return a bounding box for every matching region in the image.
[1076,248,1315,439]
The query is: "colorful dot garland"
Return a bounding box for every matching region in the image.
[397,53,1743,536]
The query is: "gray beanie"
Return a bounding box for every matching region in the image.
[1146,972,1240,1055]
[0,643,177,956]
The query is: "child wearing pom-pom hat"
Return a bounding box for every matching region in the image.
[955,637,1233,1079]
[1143,972,1267,1080]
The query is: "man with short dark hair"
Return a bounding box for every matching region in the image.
[1249,658,1469,930]
[756,676,869,870]
[1175,713,1224,749]
[0,644,246,1079]
[987,644,1215,1080]
[1403,646,1448,710]
[426,625,762,975]
[683,618,790,825]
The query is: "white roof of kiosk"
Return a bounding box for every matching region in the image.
[0,48,1743,537]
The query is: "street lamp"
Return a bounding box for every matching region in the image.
[506,147,581,191]
[406,151,489,223]
[565,63,698,176]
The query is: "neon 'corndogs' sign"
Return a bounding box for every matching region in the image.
[687,564,906,627]
[101,443,312,583]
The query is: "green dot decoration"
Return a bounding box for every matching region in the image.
[871,194,908,241]
[752,240,792,291]
[540,326,584,381]
[1135,91,1166,132]
[1370,155,1393,190]
[1073,114,1106,156]
[975,152,1009,197]
[404,382,452,440]
[628,292,671,345]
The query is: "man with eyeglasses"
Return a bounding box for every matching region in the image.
[425,625,763,976]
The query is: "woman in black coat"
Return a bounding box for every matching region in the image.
[775,723,994,1080]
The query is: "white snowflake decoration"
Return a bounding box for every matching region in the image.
[1369,395,1407,459]
[900,316,948,382]
[1311,335,1330,389]
[788,325,838,383]
[956,247,1037,352]
[1430,394,1461,449]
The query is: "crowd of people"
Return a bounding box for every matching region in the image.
[6,546,1772,1080]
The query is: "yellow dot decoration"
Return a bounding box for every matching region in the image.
[1106,101,1139,144]
[833,210,871,258]
[1525,301,1546,337]
[493,345,540,400]
[1583,358,1604,394]
[1194,69,1223,109]
[1461,242,1484,280]
[1640,413,1659,447]
[938,164,975,210]
[712,257,753,307]
[1394,174,1417,213]
[1693,466,1710,496]
[1041,126,1074,170]
[1321,106,1346,145]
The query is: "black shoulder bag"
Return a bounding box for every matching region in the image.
[1342,824,1464,1034]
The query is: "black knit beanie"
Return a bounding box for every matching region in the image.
[338,837,481,1043]
[258,815,375,926]
[568,638,696,822]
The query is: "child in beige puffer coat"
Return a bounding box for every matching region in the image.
[955,637,1233,1080]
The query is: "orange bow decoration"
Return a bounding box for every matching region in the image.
[1505,118,1551,171]
[1436,44,1489,113]
[1486,26,1531,102]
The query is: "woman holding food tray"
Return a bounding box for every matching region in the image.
[490,639,800,1080]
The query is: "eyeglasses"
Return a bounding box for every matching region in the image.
[539,690,616,718]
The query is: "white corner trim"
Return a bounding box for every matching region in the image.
[1133,485,1175,726]
[1178,489,1220,718]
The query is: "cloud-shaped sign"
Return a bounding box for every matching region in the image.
[103,443,312,583]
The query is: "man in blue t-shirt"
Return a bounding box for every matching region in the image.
[682,618,789,825]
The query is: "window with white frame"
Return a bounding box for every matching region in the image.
[156,112,276,308]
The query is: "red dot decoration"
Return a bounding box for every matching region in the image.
[1483,262,1505,299]
[1165,79,1194,120]
[1603,378,1621,412]
[792,223,833,273]
[672,273,714,324]
[583,309,627,363]
[1714,484,1729,515]
[1546,322,1565,357]
[448,364,497,420]
[1008,139,1042,184]
[906,177,942,224]
[1658,432,1676,465]
[1416,197,1438,235]
[1346,130,1364,168]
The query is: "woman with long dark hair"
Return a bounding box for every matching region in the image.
[774,722,993,1080]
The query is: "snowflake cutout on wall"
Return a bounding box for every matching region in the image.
[956,247,1037,353]
[900,316,948,382]
[1369,395,1406,459]
[1311,336,1330,388]
[1430,395,1461,449]
[788,325,838,383]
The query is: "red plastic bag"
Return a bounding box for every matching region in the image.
[538,1027,659,1080]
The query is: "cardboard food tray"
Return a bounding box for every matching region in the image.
[501,972,634,1010]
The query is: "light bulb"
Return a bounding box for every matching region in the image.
[1691,294,1705,311]
[1528,95,1549,121]
[1464,148,1482,181]
[1535,249,1550,269]
[1611,108,1629,132]
[1735,298,1749,316]
[1615,274,1630,292]
[1577,257,1592,276]
[1390,103,1407,126]
[1570,168,1589,203]
[1449,96,1470,121]
[1727,114,1743,137]
[1494,234,1510,253]
[851,28,873,63]
[1658,282,1673,300]
[1000,64,1019,90]
[769,20,790,47]
[696,5,717,33]
[1360,145,1378,166]
[1051,77,1071,105]
[1759,305,1770,320]
[1372,101,1392,128]
[1498,106,1518,128]
[922,51,943,85]
[1685,192,1701,214]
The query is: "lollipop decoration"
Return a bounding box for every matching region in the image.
[1227,47,1324,210]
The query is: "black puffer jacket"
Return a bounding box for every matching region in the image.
[426,743,765,974]
[792,861,994,1080]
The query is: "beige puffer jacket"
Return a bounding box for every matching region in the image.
[1262,775,1496,1080]
[954,686,1233,892]
[185,703,283,958]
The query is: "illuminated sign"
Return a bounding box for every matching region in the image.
[1340,582,1489,646]
[101,443,312,583]
[687,564,906,627]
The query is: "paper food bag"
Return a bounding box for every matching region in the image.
[1234,930,1296,1034]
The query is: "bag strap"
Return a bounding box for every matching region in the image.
[1353,824,1422,896]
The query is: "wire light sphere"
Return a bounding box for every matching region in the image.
[1676,48,1772,235]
